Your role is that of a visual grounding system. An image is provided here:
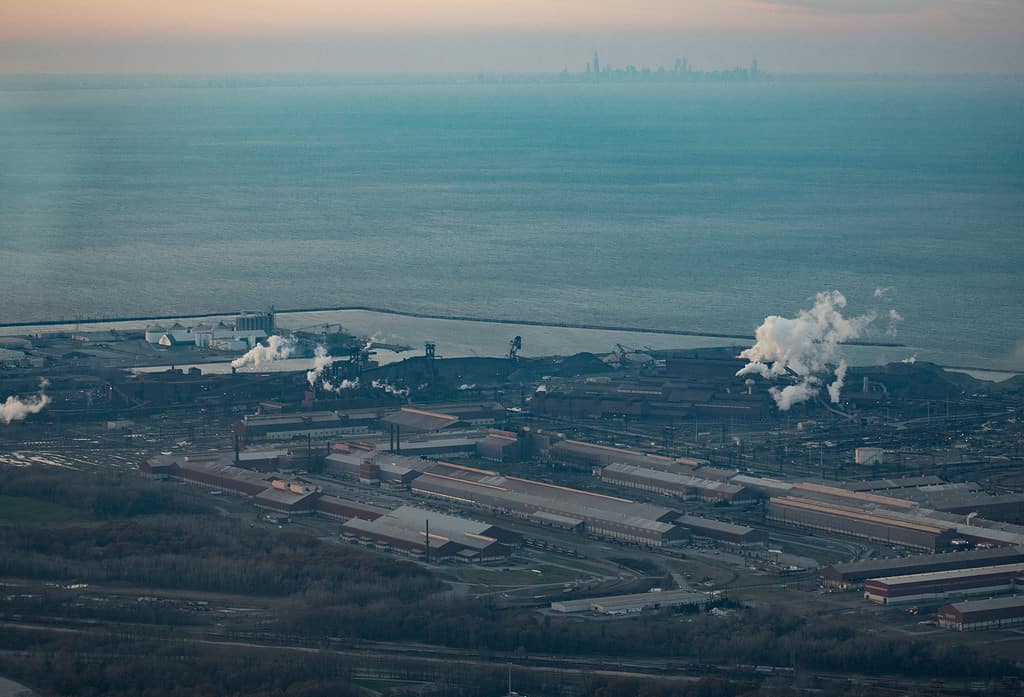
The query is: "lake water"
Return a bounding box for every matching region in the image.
[2,75,1021,370]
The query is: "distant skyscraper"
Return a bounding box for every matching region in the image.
[593,52,600,75]
[751,59,759,77]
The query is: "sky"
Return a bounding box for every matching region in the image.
[2,0,1022,74]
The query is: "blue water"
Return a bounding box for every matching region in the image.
[1,76,1022,369]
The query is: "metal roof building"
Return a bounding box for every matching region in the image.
[937,596,1024,631]
[340,506,514,562]
[477,429,522,463]
[386,505,522,546]
[551,589,712,615]
[790,482,915,511]
[675,514,767,546]
[316,495,388,522]
[548,439,689,471]
[381,408,460,432]
[767,496,956,551]
[411,462,685,547]
[254,484,321,515]
[820,547,1024,589]
[730,475,794,498]
[840,476,945,492]
[863,563,1024,604]
[601,463,754,504]
[243,412,359,442]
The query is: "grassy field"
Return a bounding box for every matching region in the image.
[0,494,90,524]
[446,563,582,586]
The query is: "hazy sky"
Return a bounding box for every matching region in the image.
[2,0,1022,74]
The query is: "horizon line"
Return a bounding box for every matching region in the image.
[2,70,1022,78]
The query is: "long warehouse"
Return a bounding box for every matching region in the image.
[600,462,755,504]
[411,461,687,547]
[819,547,1024,590]
[937,596,1024,631]
[767,496,956,551]
[863,563,1024,604]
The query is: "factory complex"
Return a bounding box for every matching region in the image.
[149,399,1024,568]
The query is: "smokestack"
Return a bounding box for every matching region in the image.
[234,433,240,465]
[425,519,430,563]
[863,377,870,393]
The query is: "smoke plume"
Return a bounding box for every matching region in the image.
[231,335,296,370]
[886,309,904,336]
[2,379,51,424]
[737,291,874,411]
[372,379,409,398]
[306,345,333,388]
[306,345,361,393]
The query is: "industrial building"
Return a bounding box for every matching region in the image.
[767,496,956,551]
[530,373,769,422]
[242,412,377,442]
[340,505,517,562]
[476,429,523,463]
[730,475,793,498]
[907,490,1024,524]
[788,482,915,512]
[316,495,388,521]
[820,547,1024,590]
[674,515,767,547]
[840,476,945,492]
[144,311,274,349]
[421,402,506,426]
[374,436,479,459]
[937,596,1024,632]
[863,563,1024,604]
[411,461,687,547]
[253,481,321,516]
[145,454,395,522]
[548,439,700,471]
[551,589,712,615]
[600,463,754,504]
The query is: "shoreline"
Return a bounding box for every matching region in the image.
[5,307,1018,378]
[0,304,907,349]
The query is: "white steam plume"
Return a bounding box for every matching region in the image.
[827,359,848,404]
[873,286,893,298]
[2,379,51,424]
[737,291,874,411]
[886,309,904,337]
[231,335,296,370]
[770,381,819,411]
[306,345,333,388]
[306,345,361,393]
[901,353,918,364]
[372,379,409,398]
